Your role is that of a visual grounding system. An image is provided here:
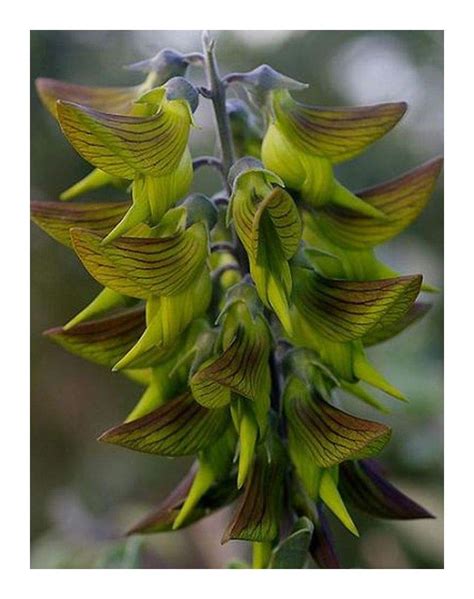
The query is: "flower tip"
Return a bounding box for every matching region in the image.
[202,31,215,52]
[59,189,73,201]
[100,233,114,246]
[96,429,111,443]
[422,282,441,293]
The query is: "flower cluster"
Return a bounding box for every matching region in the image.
[32,38,442,569]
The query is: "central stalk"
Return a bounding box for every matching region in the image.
[202,32,236,180]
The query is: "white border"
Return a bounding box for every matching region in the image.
[2,0,470,595]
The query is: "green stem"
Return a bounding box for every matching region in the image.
[252,541,272,569]
[202,34,280,570]
[201,31,249,274]
[201,32,236,181]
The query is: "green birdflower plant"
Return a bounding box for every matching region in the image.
[32,33,442,569]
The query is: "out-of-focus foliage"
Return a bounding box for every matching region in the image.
[31,30,443,569]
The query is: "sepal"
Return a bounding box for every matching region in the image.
[125,48,196,80]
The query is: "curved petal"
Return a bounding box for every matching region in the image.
[363,301,432,347]
[98,392,230,456]
[340,460,433,520]
[43,307,162,369]
[293,267,422,342]
[113,268,212,370]
[285,379,391,468]
[36,76,153,118]
[222,440,285,543]
[273,89,407,163]
[231,182,301,331]
[316,158,443,248]
[31,200,130,248]
[70,224,209,299]
[57,97,190,178]
[191,316,271,411]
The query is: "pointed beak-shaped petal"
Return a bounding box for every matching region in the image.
[339,459,434,520]
[98,391,230,457]
[222,436,286,544]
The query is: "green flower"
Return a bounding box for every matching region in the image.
[190,281,271,487]
[228,158,302,333]
[261,88,406,218]
[56,78,198,243]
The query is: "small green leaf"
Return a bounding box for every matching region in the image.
[269,517,314,569]
[71,224,208,300]
[31,200,130,248]
[98,392,230,456]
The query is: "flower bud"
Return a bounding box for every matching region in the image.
[164,76,199,113]
[126,48,193,82]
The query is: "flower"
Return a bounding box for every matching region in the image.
[228,158,302,333]
[56,77,198,243]
[36,48,199,201]
[261,88,406,217]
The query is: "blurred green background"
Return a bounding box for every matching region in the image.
[30,30,443,569]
